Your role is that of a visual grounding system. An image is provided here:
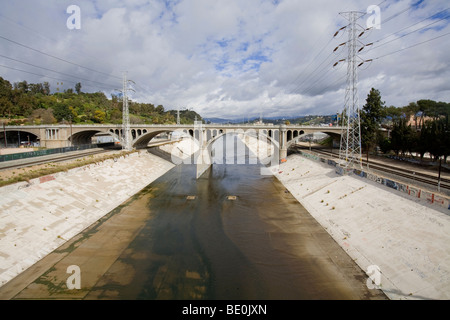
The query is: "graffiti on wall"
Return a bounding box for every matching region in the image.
[300,151,450,210]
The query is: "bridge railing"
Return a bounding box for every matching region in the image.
[4,124,344,130]
[0,143,114,163]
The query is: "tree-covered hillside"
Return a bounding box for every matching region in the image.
[0,77,202,125]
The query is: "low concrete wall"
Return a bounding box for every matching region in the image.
[298,150,450,211]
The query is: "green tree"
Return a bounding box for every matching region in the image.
[93,109,106,123]
[110,108,122,123]
[43,82,50,95]
[360,88,385,160]
[441,115,450,163]
[14,80,29,93]
[75,82,82,94]
[416,123,430,162]
[0,77,13,116]
[53,103,72,122]
[391,117,414,157]
[427,119,449,161]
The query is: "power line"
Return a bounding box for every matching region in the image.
[363,8,450,54]
[358,0,388,21]
[0,34,122,80]
[0,64,115,92]
[372,16,449,51]
[318,74,347,95]
[381,7,449,41]
[373,30,450,60]
[382,3,415,24]
[268,37,344,111]
[0,54,119,90]
[0,12,104,65]
[283,2,389,101]
[300,60,343,97]
[263,11,351,113]
[284,36,337,95]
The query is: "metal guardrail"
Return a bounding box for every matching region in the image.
[0,143,114,163]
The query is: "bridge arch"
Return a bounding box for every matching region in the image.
[202,128,279,165]
[284,129,341,149]
[132,129,175,149]
[1,129,39,147]
[71,130,103,145]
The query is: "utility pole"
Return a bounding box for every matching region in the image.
[177,108,180,125]
[69,116,73,147]
[438,158,442,192]
[2,122,7,148]
[334,11,365,171]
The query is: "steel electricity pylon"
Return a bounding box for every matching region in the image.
[334,11,366,171]
[121,71,135,150]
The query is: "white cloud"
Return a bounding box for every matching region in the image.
[0,0,449,120]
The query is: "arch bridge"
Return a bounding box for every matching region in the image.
[2,124,343,160]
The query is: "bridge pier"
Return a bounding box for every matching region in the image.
[39,127,72,148]
[195,121,212,179]
[279,124,287,162]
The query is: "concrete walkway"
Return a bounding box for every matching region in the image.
[276,154,450,300]
[0,150,174,288]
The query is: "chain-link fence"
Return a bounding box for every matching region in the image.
[0,143,114,162]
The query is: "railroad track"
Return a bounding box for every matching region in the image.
[293,146,450,191]
[0,148,118,171]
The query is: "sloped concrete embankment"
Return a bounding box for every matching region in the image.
[0,151,174,287]
[276,153,450,300]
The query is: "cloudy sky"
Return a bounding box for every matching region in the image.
[0,0,449,120]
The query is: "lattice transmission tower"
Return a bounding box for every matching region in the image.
[334,11,366,171]
[121,71,135,150]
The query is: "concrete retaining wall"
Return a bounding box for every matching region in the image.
[298,150,450,211]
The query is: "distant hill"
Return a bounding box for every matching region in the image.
[203,117,236,124]
[205,115,336,125]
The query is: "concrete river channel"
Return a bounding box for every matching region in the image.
[0,137,387,300]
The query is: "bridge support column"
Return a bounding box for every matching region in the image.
[39,127,71,148]
[195,121,211,179]
[279,124,287,162]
